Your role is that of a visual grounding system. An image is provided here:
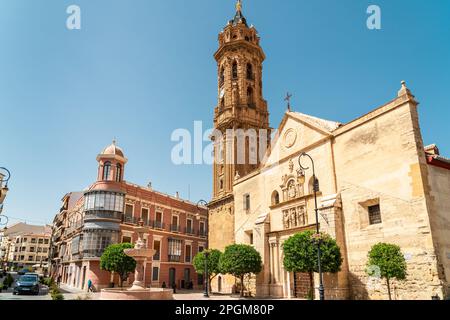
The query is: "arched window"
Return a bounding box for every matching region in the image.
[232,61,238,79]
[103,162,112,181]
[220,98,225,110]
[246,63,253,80]
[271,191,280,206]
[219,67,225,86]
[116,164,122,182]
[247,87,254,107]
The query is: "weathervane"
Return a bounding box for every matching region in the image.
[236,0,242,12]
[285,92,293,112]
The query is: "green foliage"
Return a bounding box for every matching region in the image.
[366,243,407,300]
[193,249,222,276]
[367,243,407,280]
[219,244,262,277]
[40,277,54,287]
[100,243,136,286]
[219,244,262,297]
[282,231,343,274]
[50,283,64,300]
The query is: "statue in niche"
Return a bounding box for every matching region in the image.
[283,211,290,229]
[290,208,297,227]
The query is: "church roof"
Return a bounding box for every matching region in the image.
[287,111,342,133]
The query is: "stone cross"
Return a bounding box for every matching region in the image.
[285,92,292,111]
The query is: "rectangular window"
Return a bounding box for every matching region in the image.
[31,238,36,244]
[199,221,206,237]
[168,239,182,262]
[198,246,204,253]
[185,244,192,263]
[171,215,179,232]
[122,236,132,244]
[153,240,161,260]
[154,211,163,229]
[125,204,133,223]
[152,267,159,281]
[186,218,193,234]
[44,239,49,244]
[368,204,382,225]
[38,239,43,244]
[244,194,251,211]
[141,208,149,224]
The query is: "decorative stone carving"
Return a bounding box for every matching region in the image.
[282,206,307,229]
[283,128,297,148]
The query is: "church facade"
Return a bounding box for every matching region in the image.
[208,2,450,300]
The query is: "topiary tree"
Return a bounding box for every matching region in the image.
[366,243,407,300]
[193,249,222,291]
[282,231,343,299]
[219,244,262,297]
[100,243,136,288]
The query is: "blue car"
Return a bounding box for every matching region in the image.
[13,274,40,295]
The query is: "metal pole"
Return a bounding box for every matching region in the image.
[204,252,209,297]
[299,153,325,300]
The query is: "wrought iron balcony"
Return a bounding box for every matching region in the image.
[185,227,195,235]
[170,224,180,233]
[153,221,165,230]
[168,255,181,263]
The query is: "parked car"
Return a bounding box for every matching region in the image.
[17,268,30,275]
[13,274,40,295]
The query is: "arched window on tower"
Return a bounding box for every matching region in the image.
[246,63,253,80]
[116,164,122,182]
[247,87,255,108]
[232,61,238,79]
[220,98,225,111]
[271,191,280,206]
[219,67,225,86]
[103,162,112,181]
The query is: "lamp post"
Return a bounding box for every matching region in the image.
[298,153,325,301]
[196,199,209,298]
[0,167,11,205]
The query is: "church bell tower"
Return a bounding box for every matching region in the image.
[209,1,270,253]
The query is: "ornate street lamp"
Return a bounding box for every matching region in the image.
[196,199,210,298]
[298,153,325,301]
[0,167,11,205]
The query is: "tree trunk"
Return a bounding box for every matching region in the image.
[386,278,392,300]
[240,275,244,297]
[309,272,314,300]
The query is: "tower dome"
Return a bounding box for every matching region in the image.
[101,139,125,158]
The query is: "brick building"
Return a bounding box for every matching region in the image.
[50,141,208,291]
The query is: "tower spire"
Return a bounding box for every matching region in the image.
[236,0,242,13]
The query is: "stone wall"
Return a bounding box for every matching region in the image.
[333,98,444,299]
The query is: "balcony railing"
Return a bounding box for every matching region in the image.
[153,252,160,261]
[185,227,195,235]
[153,221,165,230]
[197,230,208,238]
[170,225,180,233]
[168,255,181,263]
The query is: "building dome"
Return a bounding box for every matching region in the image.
[101,140,124,158]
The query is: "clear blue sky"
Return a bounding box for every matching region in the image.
[1,0,449,225]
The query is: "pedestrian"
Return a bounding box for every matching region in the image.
[87,279,94,292]
[57,275,62,287]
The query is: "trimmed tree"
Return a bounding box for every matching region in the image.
[366,243,407,300]
[219,244,262,297]
[100,243,136,288]
[282,231,343,299]
[193,249,222,291]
